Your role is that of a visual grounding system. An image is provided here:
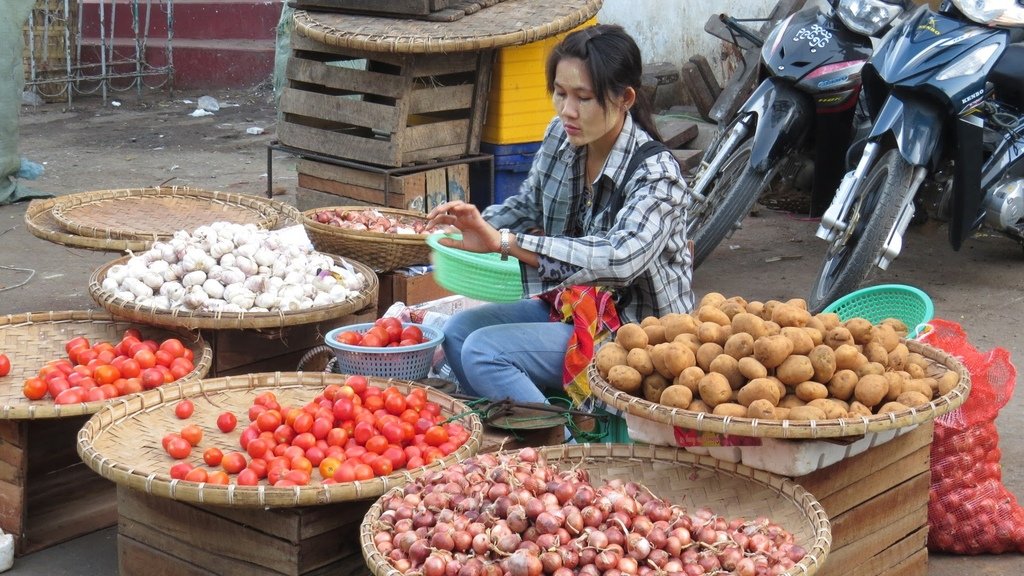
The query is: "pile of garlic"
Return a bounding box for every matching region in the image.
[100,222,366,314]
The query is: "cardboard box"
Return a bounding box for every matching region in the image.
[377,270,454,316]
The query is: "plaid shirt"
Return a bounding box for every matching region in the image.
[482,115,695,323]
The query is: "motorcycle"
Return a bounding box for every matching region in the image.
[810,0,1024,312]
[687,0,908,268]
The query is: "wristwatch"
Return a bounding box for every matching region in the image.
[499,228,511,261]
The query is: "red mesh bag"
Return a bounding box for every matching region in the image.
[920,318,1024,554]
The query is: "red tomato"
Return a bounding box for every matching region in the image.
[184,467,209,483]
[332,397,355,422]
[318,456,342,480]
[383,393,406,415]
[92,364,120,385]
[180,424,203,447]
[221,451,248,475]
[140,368,164,390]
[352,463,375,481]
[154,349,175,368]
[400,325,423,343]
[0,354,10,377]
[166,436,192,459]
[174,399,195,419]
[423,426,449,447]
[326,427,349,447]
[310,417,332,440]
[353,421,376,445]
[133,348,157,369]
[206,471,230,485]
[364,435,389,455]
[382,445,407,470]
[380,421,405,445]
[292,412,314,435]
[54,387,84,405]
[333,462,357,483]
[256,410,282,433]
[217,411,238,433]
[22,377,47,400]
[370,456,393,477]
[203,447,224,467]
[292,432,317,452]
[85,387,106,402]
[246,438,270,459]
[169,461,193,480]
[359,333,385,348]
[344,375,368,395]
[65,336,90,355]
[159,338,186,358]
[236,468,260,486]
[333,331,361,346]
[273,424,296,446]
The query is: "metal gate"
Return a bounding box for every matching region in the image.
[23,0,175,105]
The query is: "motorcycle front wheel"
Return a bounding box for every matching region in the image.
[690,140,779,268]
[809,148,914,312]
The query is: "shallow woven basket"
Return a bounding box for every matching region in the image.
[0,310,211,419]
[88,254,379,330]
[590,339,971,439]
[77,372,483,507]
[48,187,281,242]
[25,195,303,252]
[360,443,832,576]
[301,207,433,272]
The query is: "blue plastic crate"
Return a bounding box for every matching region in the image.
[482,141,541,204]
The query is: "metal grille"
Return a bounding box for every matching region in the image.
[22,0,174,105]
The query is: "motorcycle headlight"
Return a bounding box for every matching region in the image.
[950,0,1024,27]
[837,0,905,36]
[936,42,1000,80]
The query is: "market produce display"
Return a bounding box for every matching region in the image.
[96,221,367,314]
[311,207,443,234]
[362,446,823,576]
[594,292,966,424]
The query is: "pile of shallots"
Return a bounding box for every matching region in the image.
[369,447,807,576]
[313,208,443,234]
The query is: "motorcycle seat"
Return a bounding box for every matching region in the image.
[989,43,1024,109]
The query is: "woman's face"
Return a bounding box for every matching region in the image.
[552,57,624,149]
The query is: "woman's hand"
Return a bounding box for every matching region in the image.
[426,200,501,254]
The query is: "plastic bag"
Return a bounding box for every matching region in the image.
[919,318,1024,554]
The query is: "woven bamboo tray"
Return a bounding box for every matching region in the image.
[48,187,281,242]
[0,310,211,420]
[302,207,433,272]
[360,443,832,576]
[77,372,484,507]
[590,339,971,439]
[88,254,379,330]
[293,0,602,53]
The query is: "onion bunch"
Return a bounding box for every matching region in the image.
[313,208,442,234]
[100,222,367,313]
[370,447,807,576]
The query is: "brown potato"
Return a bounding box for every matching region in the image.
[662,342,696,377]
[712,403,748,418]
[699,292,727,309]
[752,334,794,369]
[675,366,705,393]
[767,376,787,402]
[776,355,815,387]
[643,373,672,403]
[697,322,730,346]
[648,343,672,379]
[659,384,693,409]
[745,301,766,318]
[844,317,875,345]
[786,298,809,311]
[643,324,667,346]
[887,343,910,372]
[815,312,842,331]
[760,300,783,321]
[825,326,855,349]
[937,371,960,396]
[737,356,768,380]
[834,344,865,371]
[781,326,815,355]
[709,354,745,390]
[774,406,792,420]
[626,347,655,376]
[674,333,703,356]
[856,361,886,378]
[903,378,935,400]
[607,365,643,395]
[808,398,848,419]
[877,401,909,415]
[724,332,756,360]
[880,318,909,338]
[731,312,769,340]
[896,390,931,408]
[718,300,747,320]
[747,399,777,419]
[698,372,732,408]
[787,405,827,421]
[848,401,873,417]
[663,313,700,341]
[615,323,649,351]
[795,381,829,403]
[764,321,782,336]
[806,316,827,334]
[871,323,901,352]
[688,399,711,414]
[778,394,807,409]
[802,327,825,347]
[863,342,889,366]
[696,342,725,372]
[640,316,662,328]
[906,352,929,371]
[854,373,889,408]
[737,378,781,407]
[827,369,859,401]
[808,344,837,383]
[697,305,732,326]
[883,372,905,402]
[595,342,628,379]
[772,304,811,328]
[906,362,927,379]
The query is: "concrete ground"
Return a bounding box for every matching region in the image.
[2,89,1022,573]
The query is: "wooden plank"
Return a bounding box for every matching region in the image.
[289,36,408,67]
[681,62,717,122]
[295,0,435,16]
[404,143,473,165]
[821,506,926,576]
[409,51,480,77]
[285,57,408,99]
[828,473,929,552]
[408,84,474,115]
[424,168,448,212]
[466,50,494,155]
[815,445,930,518]
[278,122,398,167]
[119,533,220,576]
[279,88,396,132]
[877,546,928,576]
[297,174,408,210]
[21,468,117,556]
[653,116,699,148]
[690,55,723,100]
[403,119,470,153]
[296,159,429,199]
[0,420,25,484]
[0,479,25,546]
[823,526,928,576]
[671,149,704,171]
[119,523,284,576]
[447,163,470,203]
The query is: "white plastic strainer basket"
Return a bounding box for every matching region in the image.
[324,323,444,380]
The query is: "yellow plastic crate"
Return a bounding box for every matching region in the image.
[482,18,597,145]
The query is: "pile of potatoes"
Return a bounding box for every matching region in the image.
[595,293,960,422]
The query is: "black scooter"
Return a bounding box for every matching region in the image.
[687,0,908,268]
[810,0,1024,311]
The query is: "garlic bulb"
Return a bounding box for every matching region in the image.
[182,270,207,288]
[202,278,225,300]
[183,285,209,310]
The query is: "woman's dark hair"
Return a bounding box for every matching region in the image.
[545,24,663,142]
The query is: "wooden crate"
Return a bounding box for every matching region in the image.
[202,305,377,377]
[0,416,117,557]
[296,158,470,212]
[793,422,933,576]
[279,34,493,168]
[117,487,372,576]
[376,271,454,317]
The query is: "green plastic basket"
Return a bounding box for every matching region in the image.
[823,284,934,338]
[426,233,523,302]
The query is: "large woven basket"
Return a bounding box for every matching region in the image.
[77,372,483,507]
[48,187,281,242]
[0,310,211,419]
[360,443,832,576]
[589,339,971,439]
[88,254,378,330]
[301,207,433,272]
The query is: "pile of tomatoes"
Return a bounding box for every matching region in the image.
[333,317,427,348]
[21,329,196,404]
[162,375,471,487]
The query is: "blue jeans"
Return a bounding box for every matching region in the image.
[442,298,573,405]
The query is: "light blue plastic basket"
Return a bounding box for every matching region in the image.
[324,323,444,380]
[823,284,934,338]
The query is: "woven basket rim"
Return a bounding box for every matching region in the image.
[49,187,281,241]
[301,206,436,244]
[590,339,971,439]
[0,310,212,420]
[76,372,484,507]
[88,254,379,330]
[292,0,602,53]
[359,442,832,576]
